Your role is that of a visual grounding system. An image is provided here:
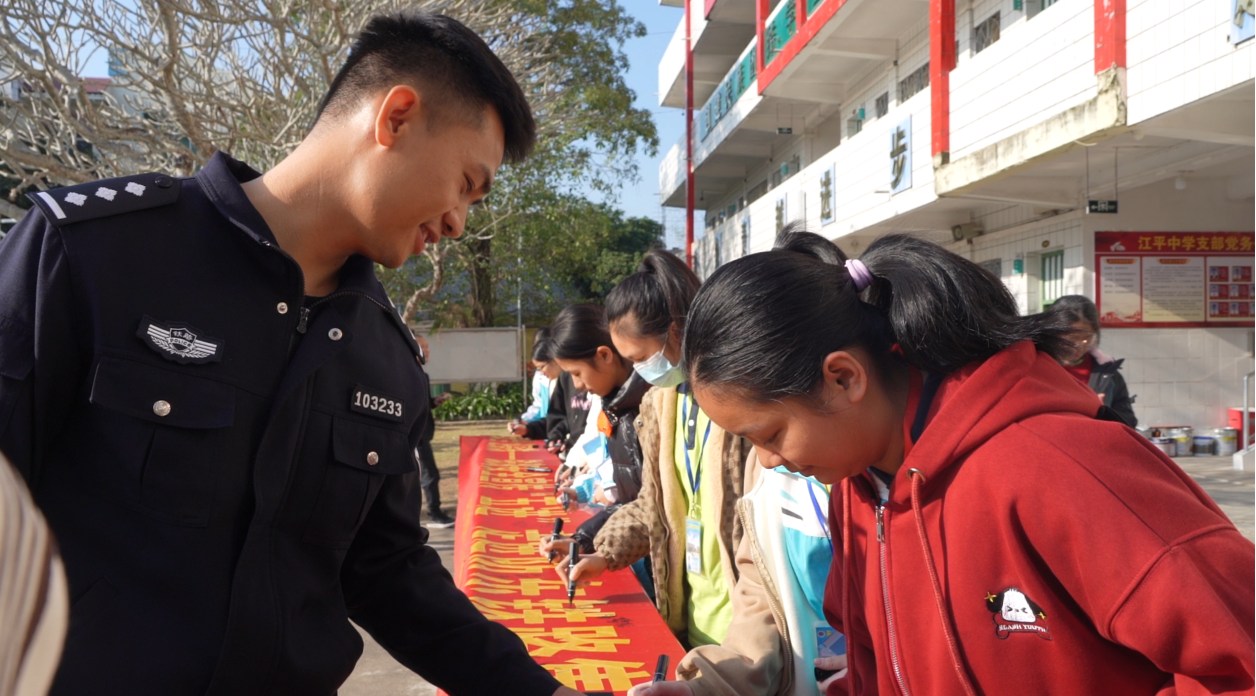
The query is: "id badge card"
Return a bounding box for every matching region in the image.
[815,622,846,658]
[685,518,703,574]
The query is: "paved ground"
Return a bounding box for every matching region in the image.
[1172,454,1255,541]
[339,430,1255,695]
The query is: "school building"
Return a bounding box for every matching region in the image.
[658,0,1256,434]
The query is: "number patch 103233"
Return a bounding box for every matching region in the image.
[350,385,404,422]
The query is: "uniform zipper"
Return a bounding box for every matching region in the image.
[302,290,394,333]
[877,503,912,696]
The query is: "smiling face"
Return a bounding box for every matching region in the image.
[343,86,504,268]
[692,349,906,484]
[555,347,629,398]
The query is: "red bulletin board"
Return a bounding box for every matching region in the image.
[445,436,686,696]
[1094,231,1255,328]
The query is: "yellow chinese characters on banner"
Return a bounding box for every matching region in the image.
[449,437,685,695]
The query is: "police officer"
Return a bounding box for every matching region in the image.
[0,10,582,696]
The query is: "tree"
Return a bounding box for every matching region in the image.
[379,197,663,328]
[0,0,656,227]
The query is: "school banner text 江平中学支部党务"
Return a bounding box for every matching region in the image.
[446,436,686,695]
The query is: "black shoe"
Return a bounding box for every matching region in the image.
[426,510,455,529]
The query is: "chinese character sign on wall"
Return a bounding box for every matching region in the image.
[1095,232,1255,327]
[820,164,835,226]
[890,117,912,194]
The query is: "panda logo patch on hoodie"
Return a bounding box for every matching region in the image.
[986,587,1052,640]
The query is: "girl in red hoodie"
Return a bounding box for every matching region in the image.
[682,225,1254,696]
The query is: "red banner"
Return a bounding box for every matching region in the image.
[1094,231,1255,328]
[447,436,686,695]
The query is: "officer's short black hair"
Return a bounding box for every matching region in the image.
[317,10,536,163]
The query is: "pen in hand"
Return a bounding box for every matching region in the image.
[547,518,563,563]
[652,654,669,683]
[567,542,579,607]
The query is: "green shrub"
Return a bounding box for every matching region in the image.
[434,382,525,422]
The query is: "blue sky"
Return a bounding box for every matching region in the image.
[604,1,687,247]
[81,4,688,245]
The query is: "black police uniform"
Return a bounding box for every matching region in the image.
[0,152,561,696]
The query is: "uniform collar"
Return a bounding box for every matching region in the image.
[195,151,395,312]
[195,151,276,246]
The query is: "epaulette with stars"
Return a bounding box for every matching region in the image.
[26,172,182,226]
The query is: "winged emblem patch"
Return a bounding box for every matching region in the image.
[137,316,223,364]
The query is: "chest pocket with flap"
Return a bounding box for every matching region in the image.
[303,416,416,548]
[90,355,235,526]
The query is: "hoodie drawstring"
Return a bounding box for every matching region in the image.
[841,479,857,694]
[908,469,978,696]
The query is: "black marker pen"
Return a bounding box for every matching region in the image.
[652,654,669,683]
[566,542,579,607]
[547,518,564,564]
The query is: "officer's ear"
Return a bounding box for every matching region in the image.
[374,85,422,149]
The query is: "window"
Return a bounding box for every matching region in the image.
[874,92,889,118]
[973,12,1001,54]
[741,217,751,256]
[898,63,930,103]
[979,258,1003,279]
[747,179,768,204]
[1040,251,1064,309]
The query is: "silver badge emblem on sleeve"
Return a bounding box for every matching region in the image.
[137,316,223,364]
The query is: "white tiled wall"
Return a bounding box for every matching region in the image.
[1104,327,1254,429]
[1126,0,1255,122]
[949,0,1098,158]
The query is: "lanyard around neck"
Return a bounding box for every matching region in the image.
[806,479,834,555]
[681,394,712,498]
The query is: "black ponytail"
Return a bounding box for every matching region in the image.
[550,304,618,361]
[531,327,554,362]
[683,224,1073,401]
[605,249,701,339]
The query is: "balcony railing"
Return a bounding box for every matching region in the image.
[698,41,757,141]
[807,0,827,16]
[763,0,797,67]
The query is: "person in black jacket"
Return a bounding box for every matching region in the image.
[0,10,579,696]
[547,305,650,550]
[1044,295,1138,427]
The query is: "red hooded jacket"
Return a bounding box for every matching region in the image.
[824,342,1255,696]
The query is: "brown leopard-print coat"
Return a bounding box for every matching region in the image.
[592,386,749,638]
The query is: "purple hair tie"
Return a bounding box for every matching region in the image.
[845,259,874,291]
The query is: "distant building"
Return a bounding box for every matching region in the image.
[659,0,1254,430]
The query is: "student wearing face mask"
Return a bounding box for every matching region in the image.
[542,251,757,653]
[553,250,843,696]
[674,226,1253,696]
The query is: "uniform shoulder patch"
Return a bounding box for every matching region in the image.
[26,172,181,226]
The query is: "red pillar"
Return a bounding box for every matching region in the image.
[1095,0,1127,73]
[756,0,767,87]
[930,0,956,160]
[685,0,695,268]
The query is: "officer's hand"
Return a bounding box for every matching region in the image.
[547,440,564,454]
[511,423,529,436]
[551,687,585,696]
[627,681,694,696]
[561,552,608,585]
[434,392,453,407]
[539,534,570,564]
[815,655,848,692]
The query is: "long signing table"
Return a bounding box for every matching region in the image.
[448,436,686,695]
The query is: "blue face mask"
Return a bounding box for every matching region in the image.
[633,349,684,388]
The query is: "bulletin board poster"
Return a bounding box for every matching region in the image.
[1095,232,1255,328]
